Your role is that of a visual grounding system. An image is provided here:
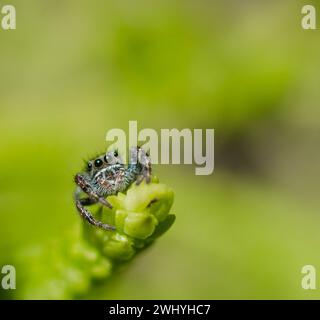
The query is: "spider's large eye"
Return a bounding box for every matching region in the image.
[94,159,103,167]
[87,162,92,170]
[103,154,109,163]
[114,150,118,157]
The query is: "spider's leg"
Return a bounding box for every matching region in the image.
[135,148,152,185]
[75,174,113,209]
[135,168,151,185]
[128,146,152,186]
[145,174,151,184]
[144,161,152,184]
[98,197,113,209]
[135,175,144,185]
[75,198,116,231]
[77,197,96,206]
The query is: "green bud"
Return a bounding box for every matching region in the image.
[123,212,158,239]
[102,233,135,261]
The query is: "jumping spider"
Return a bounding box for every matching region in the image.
[74,146,151,231]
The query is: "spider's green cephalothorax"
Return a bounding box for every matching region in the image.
[74,147,151,231]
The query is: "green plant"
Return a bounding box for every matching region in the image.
[15,179,175,299]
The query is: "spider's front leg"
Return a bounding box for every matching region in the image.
[74,175,115,231]
[132,147,152,185]
[75,174,113,208]
[75,197,115,231]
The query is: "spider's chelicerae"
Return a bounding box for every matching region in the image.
[74,146,151,231]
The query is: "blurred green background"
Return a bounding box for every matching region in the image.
[1,0,320,299]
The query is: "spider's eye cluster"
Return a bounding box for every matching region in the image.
[94,159,103,167]
[104,150,119,164]
[88,150,119,170]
